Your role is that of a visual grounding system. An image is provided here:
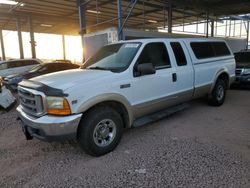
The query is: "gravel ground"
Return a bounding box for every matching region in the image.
[0,90,250,188]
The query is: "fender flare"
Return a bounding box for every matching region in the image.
[76,93,134,126]
[209,68,230,93]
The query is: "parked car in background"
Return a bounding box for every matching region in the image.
[3,62,79,91]
[233,50,250,86]
[0,77,16,110]
[0,59,42,78]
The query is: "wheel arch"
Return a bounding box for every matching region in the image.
[76,94,133,129]
[209,69,230,93]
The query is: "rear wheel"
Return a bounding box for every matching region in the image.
[77,106,123,156]
[208,79,226,106]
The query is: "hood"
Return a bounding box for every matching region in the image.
[31,69,113,90]
[5,74,24,84]
[6,71,30,79]
[6,74,20,79]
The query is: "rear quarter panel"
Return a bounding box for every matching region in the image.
[183,39,235,96]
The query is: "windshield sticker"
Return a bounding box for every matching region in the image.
[124,43,139,48]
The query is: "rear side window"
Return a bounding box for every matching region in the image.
[25,60,40,66]
[55,64,70,71]
[137,42,171,69]
[191,42,231,59]
[170,42,187,66]
[190,42,214,59]
[64,64,79,69]
[0,63,7,70]
[48,63,74,72]
[20,61,29,66]
[7,61,21,68]
[46,64,58,72]
[212,42,231,56]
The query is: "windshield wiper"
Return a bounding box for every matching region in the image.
[87,66,110,71]
[86,66,121,73]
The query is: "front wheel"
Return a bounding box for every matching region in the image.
[77,106,123,156]
[208,79,226,106]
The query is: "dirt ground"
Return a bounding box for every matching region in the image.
[0,89,249,187]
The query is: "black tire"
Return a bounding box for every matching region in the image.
[208,79,226,106]
[77,106,123,156]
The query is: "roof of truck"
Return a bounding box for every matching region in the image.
[114,37,227,44]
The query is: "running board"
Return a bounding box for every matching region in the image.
[132,103,189,128]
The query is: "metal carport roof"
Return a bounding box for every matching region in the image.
[0,0,250,35]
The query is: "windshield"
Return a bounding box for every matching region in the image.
[234,52,250,63]
[29,64,43,73]
[81,42,141,72]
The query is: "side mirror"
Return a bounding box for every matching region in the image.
[136,63,156,77]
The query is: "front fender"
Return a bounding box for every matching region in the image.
[76,93,134,126]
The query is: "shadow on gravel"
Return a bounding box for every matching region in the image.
[230,85,250,90]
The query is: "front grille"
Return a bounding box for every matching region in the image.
[236,68,243,76]
[18,87,45,117]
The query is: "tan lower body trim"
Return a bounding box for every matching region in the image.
[132,89,193,119]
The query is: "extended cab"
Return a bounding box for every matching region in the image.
[16,38,235,156]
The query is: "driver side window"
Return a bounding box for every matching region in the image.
[136,42,171,69]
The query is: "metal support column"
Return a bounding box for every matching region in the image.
[16,18,24,59]
[225,20,228,36]
[247,21,249,50]
[206,11,209,38]
[62,35,66,60]
[240,20,242,37]
[0,30,6,61]
[182,9,185,32]
[119,0,138,35]
[77,0,86,62]
[29,16,36,58]
[229,20,231,37]
[168,2,172,34]
[211,19,214,37]
[163,6,166,29]
[215,18,218,36]
[143,0,145,29]
[196,16,199,33]
[117,0,123,40]
[233,20,236,37]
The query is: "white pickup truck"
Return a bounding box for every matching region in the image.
[17,38,235,156]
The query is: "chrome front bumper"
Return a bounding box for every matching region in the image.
[17,105,82,141]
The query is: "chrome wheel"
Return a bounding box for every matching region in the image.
[216,85,224,101]
[93,119,117,147]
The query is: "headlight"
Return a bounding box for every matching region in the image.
[243,68,250,75]
[0,77,3,90]
[46,97,71,115]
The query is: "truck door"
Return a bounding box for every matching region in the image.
[131,42,178,118]
[168,40,194,102]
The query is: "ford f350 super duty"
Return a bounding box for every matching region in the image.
[17,38,235,156]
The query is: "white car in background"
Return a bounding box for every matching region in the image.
[0,59,42,78]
